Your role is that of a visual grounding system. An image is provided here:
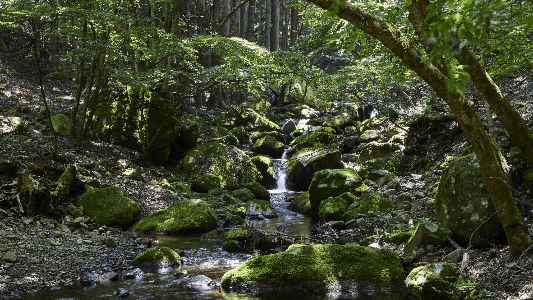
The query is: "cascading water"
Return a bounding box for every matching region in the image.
[270,146,291,193]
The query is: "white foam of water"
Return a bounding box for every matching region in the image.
[298,119,309,125]
[270,146,291,193]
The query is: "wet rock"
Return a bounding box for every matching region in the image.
[124,268,144,279]
[99,272,120,282]
[222,240,242,252]
[287,191,312,216]
[253,135,285,158]
[182,275,219,291]
[231,189,254,202]
[115,288,130,298]
[79,271,98,286]
[131,246,181,271]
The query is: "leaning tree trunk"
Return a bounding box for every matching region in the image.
[306,0,531,256]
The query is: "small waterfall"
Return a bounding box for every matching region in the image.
[270,146,291,193]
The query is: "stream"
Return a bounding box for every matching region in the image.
[16,125,405,299]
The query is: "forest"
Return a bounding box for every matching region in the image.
[1,0,533,299]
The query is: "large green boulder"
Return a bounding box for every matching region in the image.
[248,109,281,132]
[319,192,356,221]
[251,156,277,189]
[221,244,405,296]
[406,263,456,300]
[358,142,401,163]
[343,193,393,221]
[131,246,181,270]
[77,186,140,227]
[322,113,354,131]
[253,135,285,158]
[287,147,342,190]
[359,153,403,176]
[290,127,335,151]
[251,131,284,144]
[435,153,507,248]
[404,220,449,253]
[244,181,270,201]
[134,199,218,234]
[181,114,206,148]
[181,142,261,190]
[248,98,271,113]
[287,191,312,216]
[190,174,236,192]
[51,114,71,135]
[309,169,368,217]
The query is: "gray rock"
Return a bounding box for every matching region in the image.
[102,238,117,248]
[3,251,17,263]
[281,119,297,134]
[343,136,358,150]
[442,249,479,264]
[182,274,219,291]
[124,268,144,279]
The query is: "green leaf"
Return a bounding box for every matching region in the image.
[458,27,466,39]
[404,0,412,7]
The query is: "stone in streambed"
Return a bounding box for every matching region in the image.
[134,199,217,234]
[221,244,405,296]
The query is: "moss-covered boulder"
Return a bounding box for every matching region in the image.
[231,126,247,144]
[77,186,140,227]
[146,95,183,165]
[361,116,386,132]
[251,156,277,189]
[181,142,261,190]
[322,113,354,131]
[131,246,181,270]
[286,147,342,191]
[231,189,255,202]
[190,174,233,192]
[406,263,456,300]
[343,193,393,221]
[358,130,381,144]
[248,109,281,132]
[51,114,71,135]
[251,131,284,144]
[249,98,272,113]
[319,192,356,221]
[134,199,218,234]
[253,135,285,158]
[358,142,401,163]
[287,191,312,216]
[359,153,403,176]
[290,127,335,151]
[435,153,507,248]
[221,244,406,296]
[201,125,239,147]
[244,181,270,201]
[308,169,368,217]
[222,240,242,252]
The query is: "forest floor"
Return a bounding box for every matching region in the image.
[2,51,533,299]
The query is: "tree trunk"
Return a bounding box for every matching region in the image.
[247,0,255,41]
[222,0,231,37]
[265,0,271,49]
[71,20,88,136]
[240,2,248,38]
[271,0,279,51]
[306,0,531,256]
[290,7,298,46]
[234,0,241,37]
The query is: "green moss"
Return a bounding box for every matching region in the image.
[383,230,412,244]
[243,181,270,201]
[134,199,218,233]
[181,142,261,188]
[348,193,393,215]
[77,186,139,226]
[249,98,272,113]
[360,152,403,175]
[248,199,270,206]
[7,109,21,117]
[309,169,368,216]
[287,191,312,216]
[201,229,226,240]
[319,192,356,221]
[406,263,456,300]
[221,244,405,292]
[251,156,276,176]
[222,240,242,252]
[225,229,248,240]
[131,246,181,265]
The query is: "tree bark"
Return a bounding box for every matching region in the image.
[306,0,531,256]
[290,7,298,46]
[246,0,255,41]
[240,2,248,38]
[271,0,280,51]
[265,0,271,49]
